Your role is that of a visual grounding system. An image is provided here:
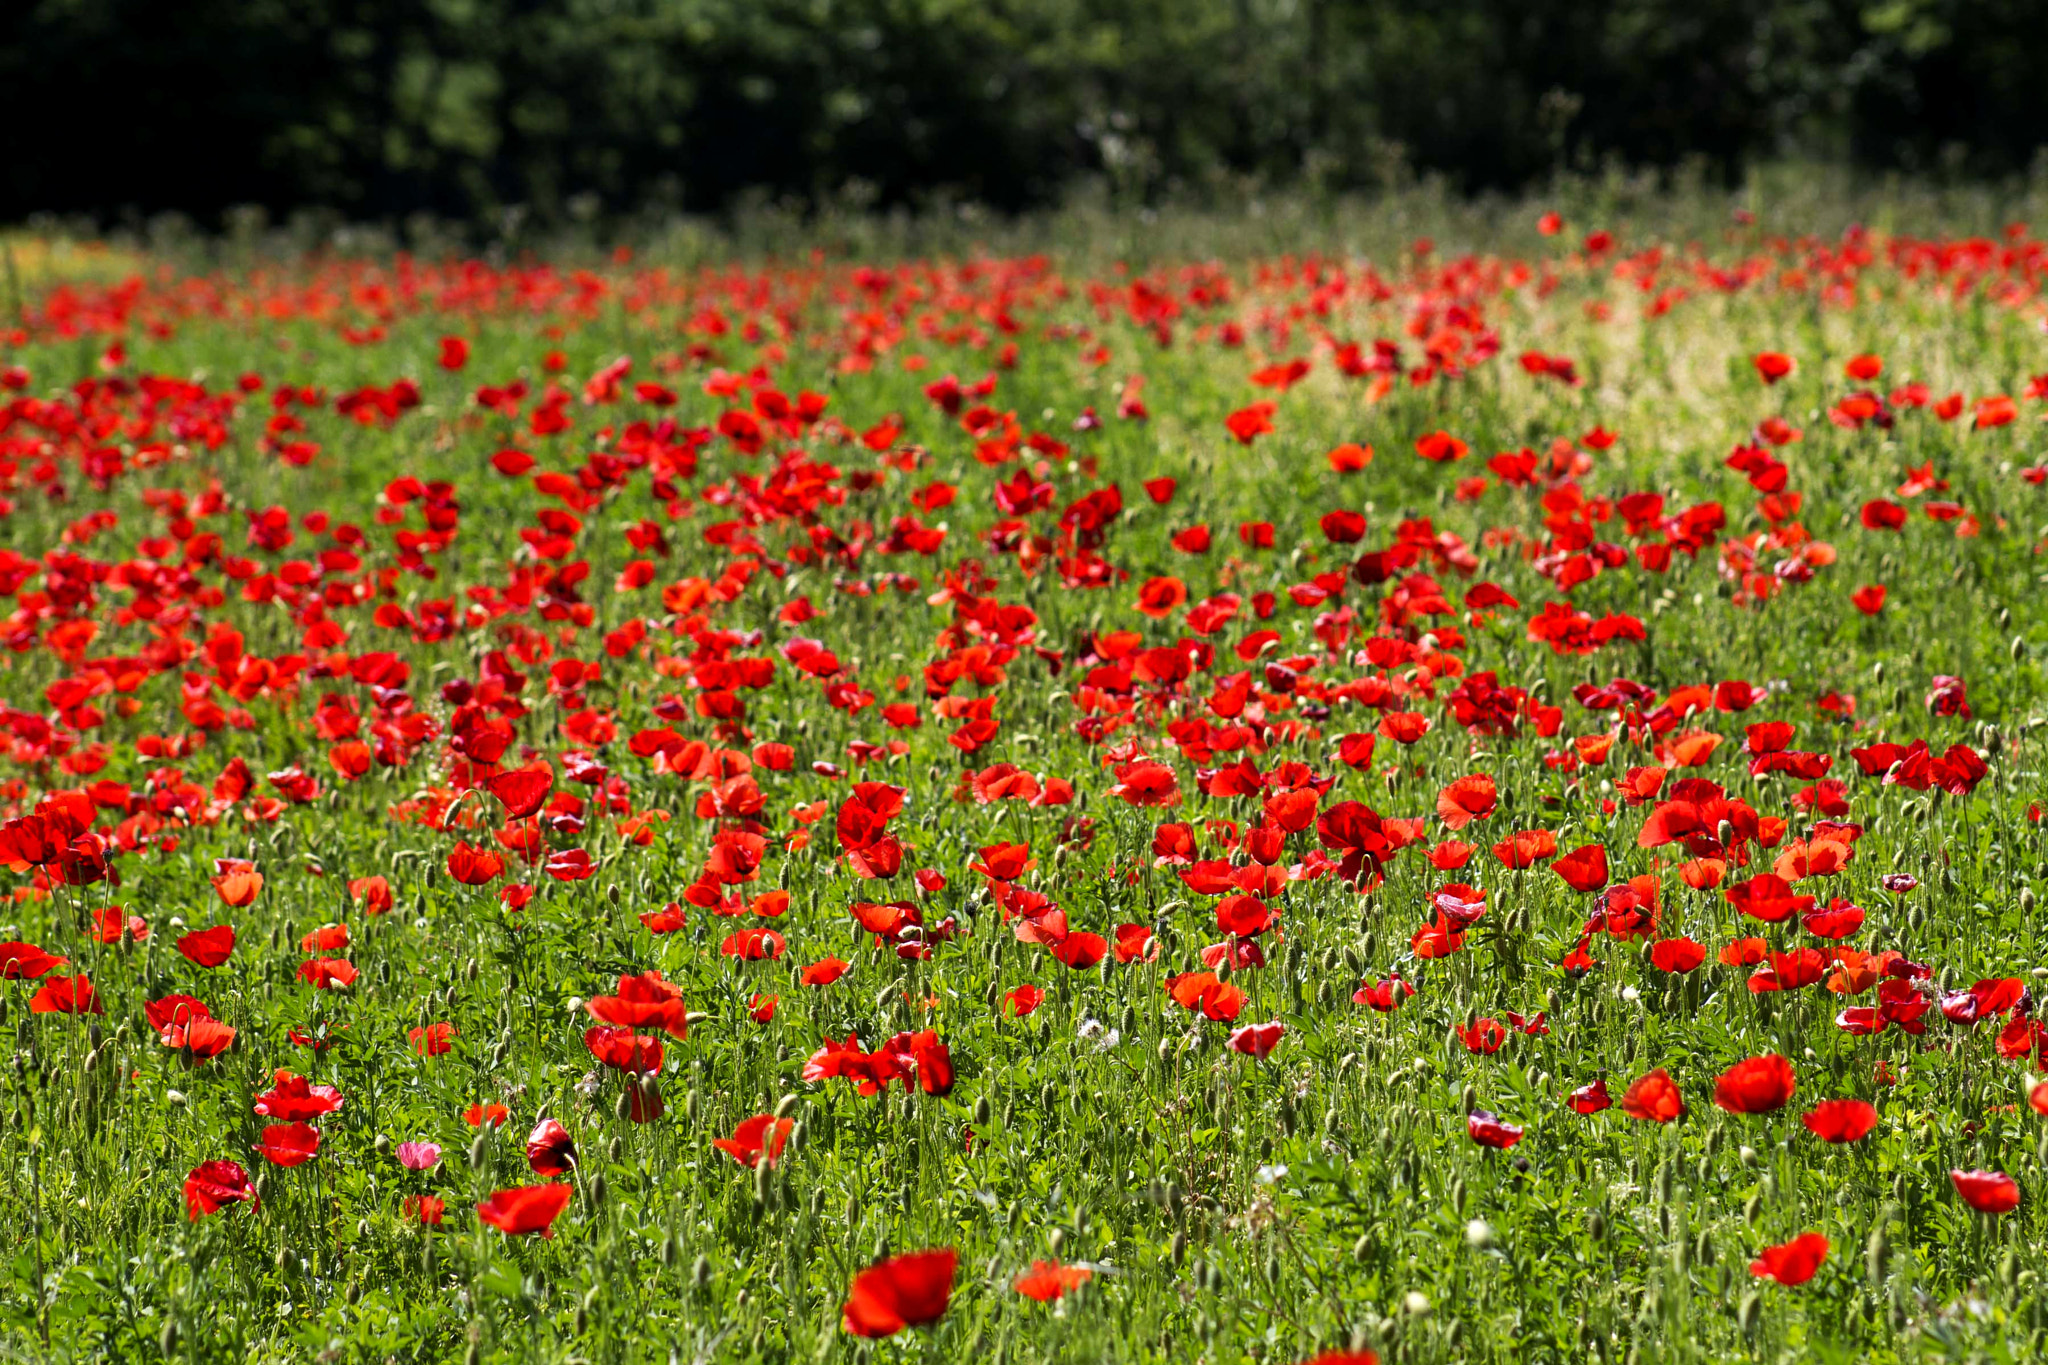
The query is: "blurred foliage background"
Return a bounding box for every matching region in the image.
[4,0,2044,231]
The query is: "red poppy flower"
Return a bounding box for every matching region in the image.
[255,1122,320,1167]
[525,1118,577,1176]
[712,1114,795,1169]
[0,941,67,979]
[1467,1111,1523,1149]
[464,1102,510,1128]
[477,1184,573,1237]
[1352,976,1413,1012]
[1226,1020,1286,1059]
[255,1071,344,1121]
[403,1194,446,1225]
[587,971,688,1039]
[1950,1169,2020,1214]
[409,1022,456,1057]
[802,958,850,987]
[29,974,101,1015]
[175,925,236,968]
[210,859,264,907]
[184,1160,258,1220]
[1014,1260,1093,1302]
[1454,1018,1507,1054]
[1434,774,1497,829]
[1753,352,1794,384]
[446,841,505,885]
[1801,1097,1877,1143]
[1568,1078,1612,1115]
[1620,1069,1685,1122]
[1749,1232,1827,1285]
[482,765,553,819]
[842,1248,957,1337]
[1649,937,1705,973]
[1551,843,1608,892]
[1714,1054,1796,1114]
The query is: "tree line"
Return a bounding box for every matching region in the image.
[4,0,2041,229]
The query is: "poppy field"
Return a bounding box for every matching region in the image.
[5,210,2048,1364]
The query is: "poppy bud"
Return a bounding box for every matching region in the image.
[1450,1176,1467,1216]
[2013,636,2028,663]
[1353,1234,1371,1262]
[973,1096,990,1125]
[1465,1218,1491,1249]
[468,1135,488,1171]
[1743,1193,1762,1223]
[685,1089,700,1123]
[1865,1227,1888,1285]
[166,1090,186,1107]
[1403,1291,1431,1317]
[589,1171,608,1206]
[374,1134,392,1157]
[160,1322,178,1354]
[607,884,620,907]
[1170,1231,1187,1266]
[752,1160,771,1207]
[573,1307,588,1336]
[1587,1211,1607,1242]
[773,1093,799,1120]
[1737,1291,1760,1334]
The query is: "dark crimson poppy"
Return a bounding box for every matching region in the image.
[525,1118,576,1176]
[255,1122,320,1167]
[712,1115,794,1168]
[1467,1111,1523,1149]
[184,1160,258,1220]
[1714,1054,1796,1114]
[477,1184,573,1237]
[1620,1069,1685,1122]
[1950,1169,2020,1214]
[1801,1098,1877,1143]
[1750,1232,1827,1285]
[842,1248,958,1337]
